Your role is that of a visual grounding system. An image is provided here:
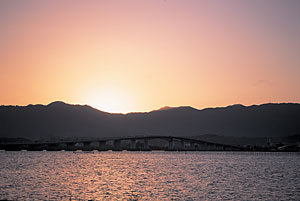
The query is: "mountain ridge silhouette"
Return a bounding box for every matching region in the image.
[1,101,299,140]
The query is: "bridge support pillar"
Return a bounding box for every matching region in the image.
[113,140,121,150]
[58,143,67,150]
[83,142,92,151]
[144,139,149,150]
[180,140,185,150]
[210,144,217,151]
[193,143,199,150]
[99,141,106,149]
[67,143,77,151]
[130,139,136,149]
[168,139,174,150]
[94,141,107,151]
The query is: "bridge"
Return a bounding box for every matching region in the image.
[0,136,243,151]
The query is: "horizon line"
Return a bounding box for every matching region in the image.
[1,101,300,114]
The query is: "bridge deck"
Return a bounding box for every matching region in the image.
[0,136,243,151]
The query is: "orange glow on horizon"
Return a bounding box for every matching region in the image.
[82,86,135,114]
[0,1,300,113]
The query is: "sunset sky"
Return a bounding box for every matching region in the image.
[1,0,300,113]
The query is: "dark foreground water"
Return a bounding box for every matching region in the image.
[0,151,299,201]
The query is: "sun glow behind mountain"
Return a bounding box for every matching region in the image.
[83,87,134,114]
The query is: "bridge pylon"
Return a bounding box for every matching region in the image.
[168,139,174,150]
[113,140,121,151]
[130,139,136,150]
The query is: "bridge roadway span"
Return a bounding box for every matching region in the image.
[0,136,242,151]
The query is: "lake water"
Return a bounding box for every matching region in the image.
[0,151,299,200]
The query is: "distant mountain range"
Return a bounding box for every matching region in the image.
[0,101,300,141]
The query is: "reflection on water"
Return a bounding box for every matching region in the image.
[0,152,299,200]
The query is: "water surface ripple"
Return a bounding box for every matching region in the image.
[0,152,299,200]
